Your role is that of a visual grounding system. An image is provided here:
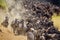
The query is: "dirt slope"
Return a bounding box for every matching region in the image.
[0,25,27,40]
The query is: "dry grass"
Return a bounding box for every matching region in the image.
[52,15,60,31]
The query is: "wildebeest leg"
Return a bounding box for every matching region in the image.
[13,28,15,34]
[13,27,18,35]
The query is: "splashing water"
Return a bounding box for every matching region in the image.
[5,0,27,24]
[0,0,27,31]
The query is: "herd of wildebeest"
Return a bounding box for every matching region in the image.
[1,0,60,40]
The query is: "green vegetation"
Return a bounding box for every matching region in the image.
[0,0,7,9]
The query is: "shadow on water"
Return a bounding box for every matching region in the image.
[47,0,60,6]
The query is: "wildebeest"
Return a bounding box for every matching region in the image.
[27,31,34,40]
[1,16,9,27]
[11,19,27,35]
[11,19,19,35]
[27,28,38,40]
